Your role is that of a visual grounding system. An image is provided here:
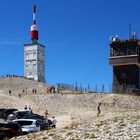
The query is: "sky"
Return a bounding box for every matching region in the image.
[0,0,140,91]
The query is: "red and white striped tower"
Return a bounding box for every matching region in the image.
[30,1,38,44]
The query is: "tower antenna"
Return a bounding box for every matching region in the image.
[129,24,132,39]
[30,0,38,43]
[33,0,36,25]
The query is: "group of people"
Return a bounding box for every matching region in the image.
[24,105,33,113]
[44,103,101,129]
[47,85,56,93]
[9,87,28,97]
[44,109,57,128]
[32,89,37,94]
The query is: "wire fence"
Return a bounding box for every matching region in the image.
[55,82,113,94]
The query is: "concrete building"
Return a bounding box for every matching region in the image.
[24,2,45,83]
[109,33,140,94]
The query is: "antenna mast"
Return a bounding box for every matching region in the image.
[30,0,38,44]
[33,0,36,25]
[129,24,132,39]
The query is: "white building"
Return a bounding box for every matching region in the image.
[24,44,45,82]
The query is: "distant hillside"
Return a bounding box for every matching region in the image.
[0,77,48,94]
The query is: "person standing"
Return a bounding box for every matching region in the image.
[34,89,37,94]
[51,117,57,128]
[25,87,27,92]
[28,105,33,113]
[9,90,11,96]
[18,93,21,98]
[24,105,28,110]
[44,109,48,119]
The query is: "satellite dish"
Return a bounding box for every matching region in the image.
[112,38,116,42]
[115,35,119,39]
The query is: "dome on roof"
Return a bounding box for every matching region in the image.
[31,24,38,31]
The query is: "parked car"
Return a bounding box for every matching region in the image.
[36,119,49,130]
[23,113,52,127]
[8,110,30,119]
[0,121,22,139]
[13,119,41,134]
[14,119,49,134]
[0,109,17,120]
[0,109,6,112]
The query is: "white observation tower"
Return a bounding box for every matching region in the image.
[24,1,45,83]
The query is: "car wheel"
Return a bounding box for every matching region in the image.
[38,125,41,131]
[22,132,29,135]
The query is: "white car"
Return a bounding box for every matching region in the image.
[13,119,41,134]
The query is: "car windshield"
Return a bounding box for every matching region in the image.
[15,121,33,126]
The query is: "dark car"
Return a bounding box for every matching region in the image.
[8,110,30,119]
[0,121,22,139]
[0,109,6,112]
[23,113,45,120]
[37,119,49,130]
[1,109,17,120]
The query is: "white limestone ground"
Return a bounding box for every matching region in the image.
[0,77,140,140]
[10,109,140,140]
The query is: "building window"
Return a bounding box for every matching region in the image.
[26,53,29,59]
[25,65,29,70]
[33,52,36,59]
[29,65,33,70]
[33,64,36,70]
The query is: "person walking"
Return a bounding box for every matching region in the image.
[97,103,102,117]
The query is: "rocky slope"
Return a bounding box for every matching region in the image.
[0,78,140,140]
[10,109,140,140]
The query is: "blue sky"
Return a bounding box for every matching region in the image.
[0,0,140,91]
